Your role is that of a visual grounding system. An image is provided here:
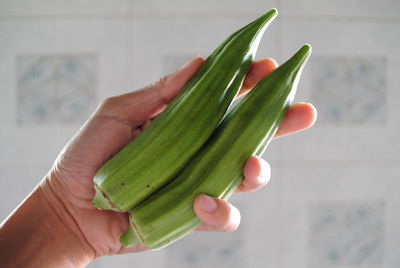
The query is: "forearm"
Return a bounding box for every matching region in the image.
[0,182,93,268]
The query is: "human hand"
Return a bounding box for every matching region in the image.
[38,56,316,260]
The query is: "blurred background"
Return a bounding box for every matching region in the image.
[1,0,399,267]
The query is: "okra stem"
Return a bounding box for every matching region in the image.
[120,225,140,247]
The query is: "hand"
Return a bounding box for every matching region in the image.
[0,56,316,267]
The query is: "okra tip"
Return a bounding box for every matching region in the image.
[298,44,312,66]
[262,8,278,20]
[252,8,277,27]
[270,7,278,14]
[300,44,312,56]
[288,44,312,68]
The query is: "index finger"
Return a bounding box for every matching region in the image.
[274,102,317,138]
[238,58,278,97]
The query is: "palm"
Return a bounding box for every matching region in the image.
[51,115,151,256]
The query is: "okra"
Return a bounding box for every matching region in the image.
[121,44,312,249]
[92,9,278,212]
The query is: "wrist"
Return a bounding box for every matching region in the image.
[0,178,94,267]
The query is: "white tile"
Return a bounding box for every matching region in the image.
[0,1,129,16]
[0,127,76,168]
[309,201,384,265]
[240,167,283,268]
[162,53,198,74]
[311,56,387,126]
[0,18,132,166]
[279,20,400,163]
[166,221,247,268]
[130,15,281,89]
[86,261,98,268]
[130,0,277,15]
[311,56,386,125]
[17,53,97,125]
[280,165,400,268]
[93,250,166,268]
[281,0,400,18]
[263,136,285,165]
[0,165,49,220]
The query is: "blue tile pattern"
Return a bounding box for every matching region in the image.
[311,56,386,125]
[167,231,245,268]
[17,54,97,125]
[309,201,384,265]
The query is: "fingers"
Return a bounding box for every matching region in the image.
[193,195,241,232]
[192,157,270,232]
[234,103,317,193]
[192,103,316,234]
[238,58,278,97]
[238,59,317,139]
[274,102,317,138]
[236,156,270,193]
[190,63,316,235]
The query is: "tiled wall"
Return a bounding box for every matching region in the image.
[0,1,399,268]
[17,53,97,124]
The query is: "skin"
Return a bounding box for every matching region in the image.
[0,56,316,267]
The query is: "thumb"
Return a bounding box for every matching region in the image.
[193,195,241,233]
[96,56,205,122]
[55,56,204,176]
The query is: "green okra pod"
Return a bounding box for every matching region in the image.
[121,44,312,249]
[92,9,278,212]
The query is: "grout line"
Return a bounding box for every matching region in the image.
[272,158,400,168]
[126,0,134,15]
[0,13,130,21]
[127,9,135,90]
[0,12,399,24]
[128,12,269,20]
[276,5,284,268]
[281,13,400,24]
[0,163,53,170]
[0,12,260,21]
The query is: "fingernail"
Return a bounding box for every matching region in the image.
[260,160,271,180]
[197,195,218,213]
[258,160,271,183]
[256,175,269,185]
